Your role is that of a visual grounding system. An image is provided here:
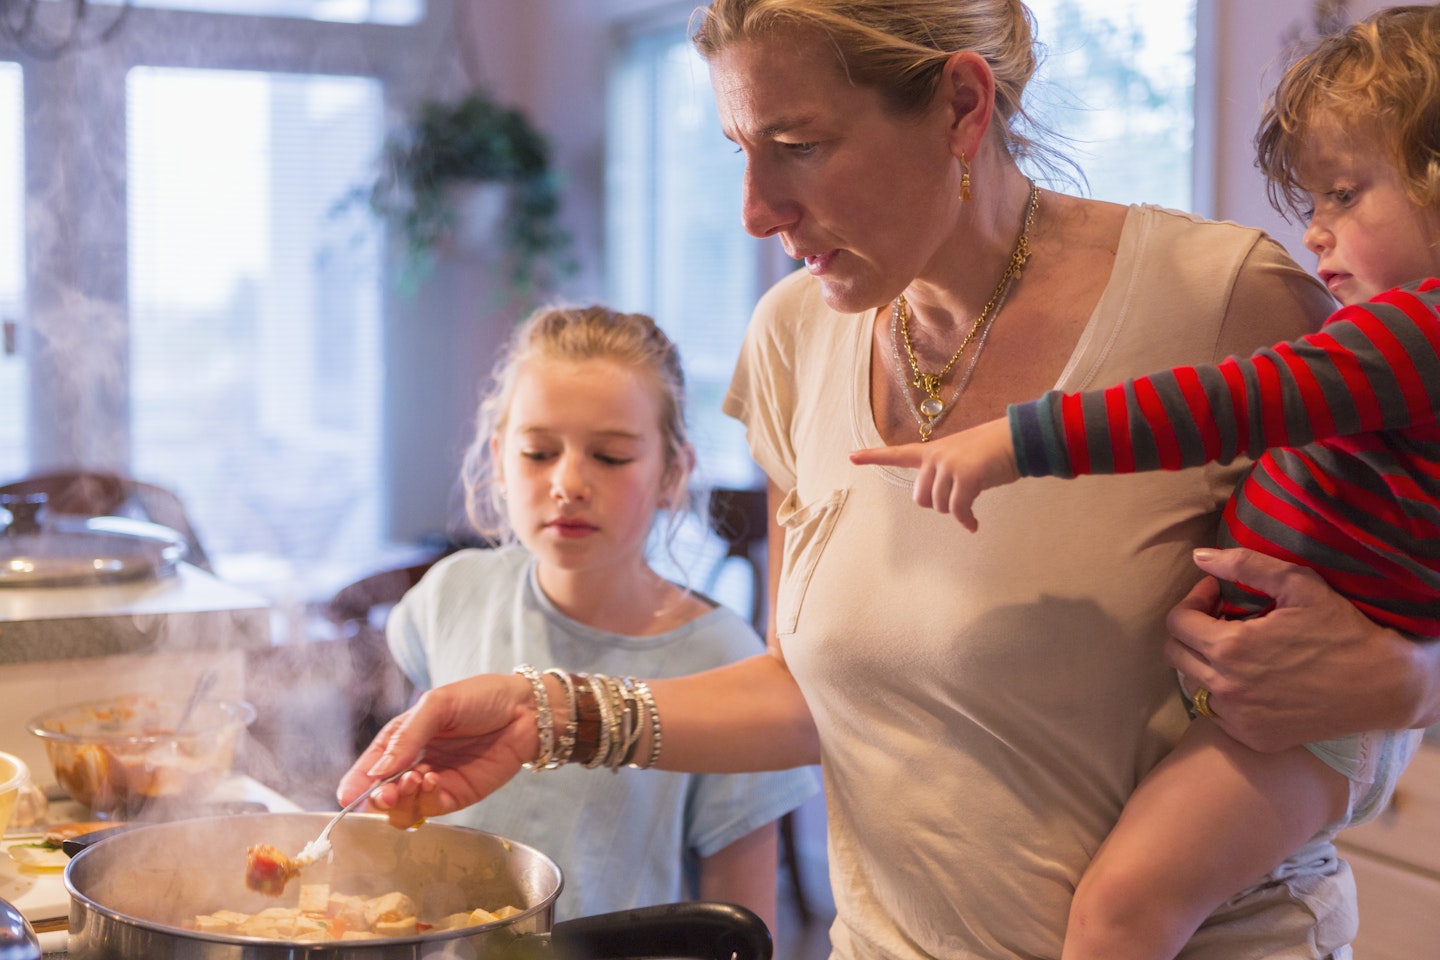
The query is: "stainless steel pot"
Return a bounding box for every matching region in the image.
[63,812,770,959]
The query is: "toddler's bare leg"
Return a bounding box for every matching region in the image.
[1062,718,1349,960]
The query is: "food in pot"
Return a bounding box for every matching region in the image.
[244,843,301,897]
[191,883,522,941]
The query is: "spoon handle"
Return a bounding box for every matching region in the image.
[174,667,220,734]
[313,751,425,846]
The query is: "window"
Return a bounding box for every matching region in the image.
[33,0,422,25]
[127,67,384,563]
[0,64,23,473]
[606,27,766,491]
[1026,0,1196,209]
[1,3,449,601]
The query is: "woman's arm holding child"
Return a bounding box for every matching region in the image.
[1167,547,1440,752]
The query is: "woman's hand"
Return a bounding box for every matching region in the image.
[849,416,1019,531]
[336,674,539,827]
[1166,547,1439,752]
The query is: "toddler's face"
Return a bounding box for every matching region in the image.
[1296,128,1440,306]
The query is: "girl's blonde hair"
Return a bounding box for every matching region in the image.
[1257,5,1440,219]
[462,304,692,543]
[690,0,1073,182]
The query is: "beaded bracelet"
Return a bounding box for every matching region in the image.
[514,664,554,769]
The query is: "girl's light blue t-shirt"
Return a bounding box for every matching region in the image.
[386,545,821,921]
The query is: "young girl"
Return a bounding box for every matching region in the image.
[852,7,1440,959]
[384,304,818,927]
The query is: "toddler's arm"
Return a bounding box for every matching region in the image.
[849,416,1019,531]
[1016,282,1440,480]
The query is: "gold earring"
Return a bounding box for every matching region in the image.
[959,153,972,203]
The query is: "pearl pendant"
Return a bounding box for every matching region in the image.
[920,397,945,418]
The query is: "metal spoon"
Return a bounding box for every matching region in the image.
[174,667,219,735]
[291,751,426,869]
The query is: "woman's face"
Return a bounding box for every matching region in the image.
[708,30,960,314]
[492,357,672,577]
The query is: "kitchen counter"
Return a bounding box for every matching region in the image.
[0,562,269,663]
[0,562,271,790]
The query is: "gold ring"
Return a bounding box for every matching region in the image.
[1192,686,1216,719]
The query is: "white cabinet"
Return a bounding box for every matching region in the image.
[1336,737,1440,959]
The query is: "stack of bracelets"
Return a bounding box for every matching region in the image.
[514,664,663,771]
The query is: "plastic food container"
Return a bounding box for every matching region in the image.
[0,750,29,838]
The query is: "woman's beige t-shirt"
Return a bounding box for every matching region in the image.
[724,206,1342,959]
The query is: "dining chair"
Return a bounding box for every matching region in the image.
[704,485,814,924]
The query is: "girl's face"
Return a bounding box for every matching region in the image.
[493,356,673,576]
[707,30,962,314]
[1299,127,1440,306]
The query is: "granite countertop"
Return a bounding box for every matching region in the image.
[0,563,270,664]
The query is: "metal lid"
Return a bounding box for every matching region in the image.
[1,497,188,588]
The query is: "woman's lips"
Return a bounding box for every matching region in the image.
[803,250,837,274]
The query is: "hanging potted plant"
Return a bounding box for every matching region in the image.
[363,89,575,296]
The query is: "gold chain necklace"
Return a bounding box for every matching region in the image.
[896,179,1040,440]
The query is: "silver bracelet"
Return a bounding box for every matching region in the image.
[542,668,578,768]
[628,678,662,769]
[616,680,643,767]
[514,664,554,769]
[586,672,616,769]
[601,674,632,771]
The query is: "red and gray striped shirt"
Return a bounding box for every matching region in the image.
[1011,278,1440,637]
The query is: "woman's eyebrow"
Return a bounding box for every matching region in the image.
[724,114,817,142]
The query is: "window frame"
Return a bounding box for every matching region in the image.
[2,1,452,472]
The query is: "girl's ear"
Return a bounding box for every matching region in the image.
[489,433,505,488]
[661,444,697,508]
[938,50,997,161]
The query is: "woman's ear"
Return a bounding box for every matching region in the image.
[938,50,996,160]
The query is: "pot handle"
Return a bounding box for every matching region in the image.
[550,901,772,960]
